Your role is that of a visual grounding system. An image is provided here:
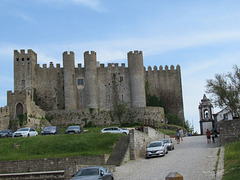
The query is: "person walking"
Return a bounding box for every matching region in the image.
[206,129,211,143]
[179,128,183,141]
[176,129,180,144]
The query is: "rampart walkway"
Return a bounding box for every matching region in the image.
[113,135,222,180]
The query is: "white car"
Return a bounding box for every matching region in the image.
[146,140,168,158]
[13,128,38,137]
[100,127,129,135]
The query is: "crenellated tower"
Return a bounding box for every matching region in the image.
[63,51,77,110]
[127,50,146,107]
[14,49,37,92]
[84,51,99,108]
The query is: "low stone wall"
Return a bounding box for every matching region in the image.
[129,126,169,160]
[0,155,107,174]
[219,119,240,145]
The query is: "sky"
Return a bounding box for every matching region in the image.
[0,0,240,133]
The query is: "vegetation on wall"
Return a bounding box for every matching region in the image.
[17,113,27,127]
[113,102,129,126]
[33,88,39,106]
[89,108,94,114]
[145,81,166,111]
[45,114,54,123]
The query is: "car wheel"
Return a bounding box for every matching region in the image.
[172,146,174,150]
[28,134,30,137]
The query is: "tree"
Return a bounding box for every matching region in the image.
[113,102,129,126]
[206,65,240,118]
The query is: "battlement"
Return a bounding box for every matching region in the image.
[128,50,142,55]
[63,51,74,56]
[14,49,37,56]
[0,106,9,117]
[84,51,96,55]
[146,65,181,72]
[36,63,61,69]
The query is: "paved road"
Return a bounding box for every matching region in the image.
[113,135,220,180]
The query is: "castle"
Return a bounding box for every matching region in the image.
[0,49,184,129]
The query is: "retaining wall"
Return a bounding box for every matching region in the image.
[0,156,107,174]
[219,119,240,145]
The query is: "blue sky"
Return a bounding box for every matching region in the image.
[0,0,240,132]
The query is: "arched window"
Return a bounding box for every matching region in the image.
[204,109,209,118]
[16,103,23,115]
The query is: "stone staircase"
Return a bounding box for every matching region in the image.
[107,135,129,166]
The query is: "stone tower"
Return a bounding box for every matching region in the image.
[127,50,146,107]
[84,51,98,108]
[63,51,77,110]
[14,49,37,92]
[199,94,214,135]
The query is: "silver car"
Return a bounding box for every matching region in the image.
[163,138,174,151]
[65,126,82,134]
[100,127,129,135]
[146,140,168,158]
[70,166,114,180]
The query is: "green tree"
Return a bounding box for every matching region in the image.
[206,65,240,118]
[145,81,166,110]
[113,102,129,126]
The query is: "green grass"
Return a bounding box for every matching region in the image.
[222,141,240,180]
[0,127,123,161]
[158,129,176,136]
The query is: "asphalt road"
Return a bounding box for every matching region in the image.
[113,135,221,180]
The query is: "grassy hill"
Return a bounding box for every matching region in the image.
[0,127,123,161]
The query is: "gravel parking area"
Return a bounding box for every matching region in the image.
[113,135,221,180]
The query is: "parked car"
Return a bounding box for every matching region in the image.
[12,128,38,137]
[146,140,168,158]
[100,127,129,135]
[65,126,82,134]
[0,130,13,138]
[162,138,174,151]
[70,166,114,180]
[41,126,61,135]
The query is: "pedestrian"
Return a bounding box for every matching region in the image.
[206,129,211,143]
[179,128,183,141]
[175,129,180,144]
[211,129,215,143]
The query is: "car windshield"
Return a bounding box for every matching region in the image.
[18,128,29,131]
[163,139,170,143]
[148,142,162,148]
[0,130,9,133]
[75,168,99,176]
[44,127,56,130]
[68,126,79,129]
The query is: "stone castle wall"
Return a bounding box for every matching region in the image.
[145,65,184,120]
[0,107,10,130]
[12,49,183,116]
[219,119,240,145]
[47,107,165,127]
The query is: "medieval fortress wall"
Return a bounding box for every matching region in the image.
[0,49,184,129]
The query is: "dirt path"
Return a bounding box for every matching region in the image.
[113,135,220,180]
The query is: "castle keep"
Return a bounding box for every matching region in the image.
[0,49,184,129]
